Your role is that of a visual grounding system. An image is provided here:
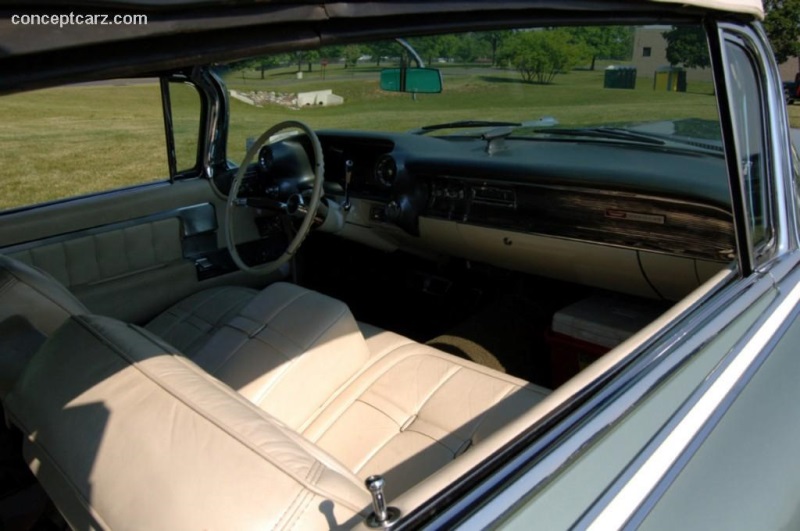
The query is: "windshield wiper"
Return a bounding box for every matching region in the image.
[530,127,666,146]
[410,120,522,135]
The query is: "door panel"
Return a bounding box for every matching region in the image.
[1,178,279,323]
[10,217,183,287]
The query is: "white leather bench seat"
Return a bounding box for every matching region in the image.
[142,283,551,500]
[1,253,553,528]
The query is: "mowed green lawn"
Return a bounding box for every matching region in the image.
[222,65,720,161]
[0,82,169,210]
[0,65,794,210]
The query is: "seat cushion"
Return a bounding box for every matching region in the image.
[4,315,370,531]
[303,328,551,499]
[178,282,373,431]
[145,285,258,356]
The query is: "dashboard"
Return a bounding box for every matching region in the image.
[228,129,735,300]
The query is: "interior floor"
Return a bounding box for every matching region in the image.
[298,234,599,389]
[0,422,65,531]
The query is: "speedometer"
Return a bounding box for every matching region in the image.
[374,155,397,187]
[258,145,274,172]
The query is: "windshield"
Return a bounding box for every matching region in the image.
[219,23,721,162]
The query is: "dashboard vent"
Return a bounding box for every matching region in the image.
[472,186,516,208]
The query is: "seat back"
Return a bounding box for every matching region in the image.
[0,254,88,396]
[4,315,370,530]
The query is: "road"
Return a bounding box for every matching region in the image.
[792,129,799,152]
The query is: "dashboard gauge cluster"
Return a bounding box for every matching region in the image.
[374,155,397,187]
[258,145,274,172]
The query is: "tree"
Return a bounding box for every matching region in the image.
[252,55,287,79]
[343,45,361,69]
[408,35,459,65]
[499,29,588,84]
[453,33,488,63]
[225,57,285,81]
[763,0,800,66]
[662,26,710,69]
[567,26,634,70]
[319,45,343,62]
[366,41,397,67]
[477,31,512,65]
[305,51,320,72]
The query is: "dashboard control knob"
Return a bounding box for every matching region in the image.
[385,200,402,221]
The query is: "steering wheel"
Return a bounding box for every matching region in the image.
[224,120,324,275]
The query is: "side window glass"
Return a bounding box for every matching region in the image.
[0,78,168,211]
[724,37,771,250]
[168,80,203,173]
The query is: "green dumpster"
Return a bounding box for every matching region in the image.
[603,66,637,89]
[653,66,687,92]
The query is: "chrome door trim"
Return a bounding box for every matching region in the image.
[414,268,765,530]
[583,259,800,529]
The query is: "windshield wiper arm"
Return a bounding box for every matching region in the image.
[411,120,522,135]
[531,127,665,145]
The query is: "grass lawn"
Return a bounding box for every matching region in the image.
[222,64,720,161]
[0,81,169,210]
[0,63,791,211]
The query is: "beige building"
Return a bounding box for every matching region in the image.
[633,26,798,86]
[632,27,713,85]
[779,57,799,82]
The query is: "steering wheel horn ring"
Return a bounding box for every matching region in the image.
[224,120,325,275]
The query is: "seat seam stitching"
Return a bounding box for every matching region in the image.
[75,317,365,512]
[160,288,231,338]
[284,489,315,531]
[332,398,401,474]
[381,366,464,459]
[244,305,350,408]
[271,487,304,531]
[247,297,348,353]
[202,331,252,374]
[304,348,432,439]
[401,424,463,457]
[209,331,297,402]
[463,383,519,444]
[251,288,310,328]
[414,365,462,417]
[297,304,348,350]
